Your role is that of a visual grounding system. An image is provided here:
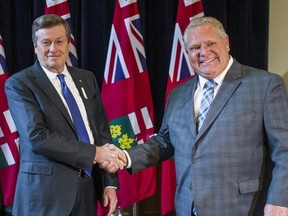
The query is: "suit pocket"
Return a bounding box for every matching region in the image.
[20,161,52,175]
[238,178,263,194]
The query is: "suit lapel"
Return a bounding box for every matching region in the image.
[196,60,242,141]
[185,77,198,139]
[32,62,75,130]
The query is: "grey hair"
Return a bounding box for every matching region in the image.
[32,14,71,44]
[183,16,227,45]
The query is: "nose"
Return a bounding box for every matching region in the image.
[49,42,57,52]
[199,45,209,56]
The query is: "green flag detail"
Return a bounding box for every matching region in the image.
[109,115,137,149]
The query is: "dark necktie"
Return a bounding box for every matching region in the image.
[197,80,216,131]
[57,74,91,176]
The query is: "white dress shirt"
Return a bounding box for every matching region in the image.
[42,65,95,144]
[194,57,233,118]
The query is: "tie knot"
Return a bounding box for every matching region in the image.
[57,73,65,82]
[204,80,216,90]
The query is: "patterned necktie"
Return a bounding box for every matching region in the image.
[197,80,216,131]
[57,74,91,176]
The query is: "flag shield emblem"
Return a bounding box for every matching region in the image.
[109,116,137,150]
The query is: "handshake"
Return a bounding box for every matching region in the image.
[94,143,128,173]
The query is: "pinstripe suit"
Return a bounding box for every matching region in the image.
[127,59,288,216]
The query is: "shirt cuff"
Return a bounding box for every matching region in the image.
[105,186,117,189]
[123,150,132,168]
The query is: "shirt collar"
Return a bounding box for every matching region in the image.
[41,64,71,81]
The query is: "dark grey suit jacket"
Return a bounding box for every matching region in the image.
[5,61,118,216]
[127,59,288,216]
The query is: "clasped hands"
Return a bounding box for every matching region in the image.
[94,143,127,173]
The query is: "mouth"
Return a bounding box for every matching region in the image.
[200,57,217,65]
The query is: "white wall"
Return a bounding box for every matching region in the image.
[268,0,288,78]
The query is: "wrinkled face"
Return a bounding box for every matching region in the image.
[34,25,70,73]
[185,24,230,80]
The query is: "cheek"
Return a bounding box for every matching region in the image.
[189,54,199,65]
[35,46,47,55]
[64,44,70,52]
[62,47,70,57]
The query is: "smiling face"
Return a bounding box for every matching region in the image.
[185,23,230,80]
[34,24,70,73]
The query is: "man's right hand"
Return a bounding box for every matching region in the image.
[94,143,127,173]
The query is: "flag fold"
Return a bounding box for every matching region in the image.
[101,0,157,214]
[0,34,20,207]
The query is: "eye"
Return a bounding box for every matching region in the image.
[189,46,200,52]
[41,40,52,46]
[56,39,64,45]
[207,42,216,46]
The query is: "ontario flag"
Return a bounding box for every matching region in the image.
[0,35,20,207]
[45,0,78,67]
[161,0,204,214]
[101,0,157,213]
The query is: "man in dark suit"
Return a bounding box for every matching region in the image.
[103,16,288,215]
[5,14,125,216]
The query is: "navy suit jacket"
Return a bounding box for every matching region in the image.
[127,59,288,216]
[5,61,118,216]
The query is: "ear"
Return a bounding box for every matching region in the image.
[224,36,230,52]
[33,42,38,54]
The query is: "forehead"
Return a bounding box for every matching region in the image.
[36,25,66,40]
[187,24,221,41]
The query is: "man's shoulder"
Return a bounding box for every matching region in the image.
[240,64,279,80]
[7,65,35,82]
[67,65,92,75]
[171,76,197,93]
[67,66,96,80]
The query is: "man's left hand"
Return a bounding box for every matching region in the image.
[103,187,118,215]
[264,204,288,216]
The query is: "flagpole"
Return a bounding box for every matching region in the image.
[132,203,137,216]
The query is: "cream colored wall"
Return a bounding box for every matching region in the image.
[268,0,288,88]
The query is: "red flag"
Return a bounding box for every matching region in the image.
[45,0,78,67]
[0,35,20,206]
[161,0,204,214]
[101,0,157,214]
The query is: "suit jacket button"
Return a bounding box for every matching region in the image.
[192,159,198,164]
